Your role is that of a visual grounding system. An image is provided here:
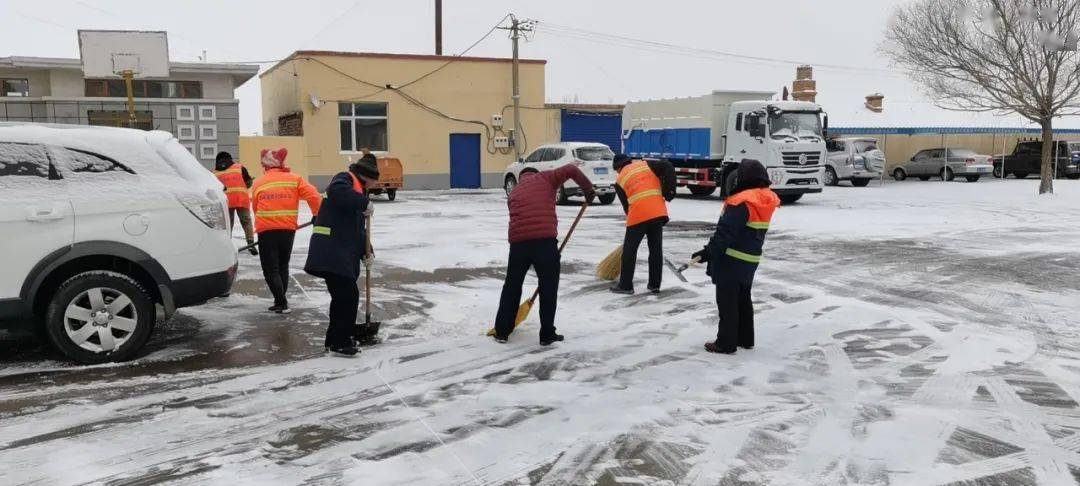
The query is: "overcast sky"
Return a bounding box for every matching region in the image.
[4,0,921,134]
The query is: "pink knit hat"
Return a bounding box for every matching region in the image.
[260,148,288,169]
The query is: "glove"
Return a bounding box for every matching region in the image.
[584,188,597,204]
[691,245,710,263]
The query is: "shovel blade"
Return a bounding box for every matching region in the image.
[354,321,381,345]
[664,257,689,283]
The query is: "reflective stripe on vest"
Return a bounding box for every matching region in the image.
[617,161,667,227]
[253,180,300,197]
[215,163,249,208]
[746,221,770,230]
[256,209,299,217]
[252,170,305,232]
[312,226,331,236]
[726,248,762,263]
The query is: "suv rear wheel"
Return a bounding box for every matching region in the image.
[44,271,155,364]
[598,194,616,205]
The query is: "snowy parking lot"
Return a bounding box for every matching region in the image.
[3,178,1080,485]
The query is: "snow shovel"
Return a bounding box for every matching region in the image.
[237,222,313,253]
[664,256,702,283]
[355,212,380,345]
[487,202,589,337]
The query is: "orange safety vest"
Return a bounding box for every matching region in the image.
[722,187,780,264]
[215,163,249,209]
[251,168,322,233]
[617,160,668,227]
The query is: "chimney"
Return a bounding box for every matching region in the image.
[792,65,816,102]
[435,0,443,55]
[865,93,884,113]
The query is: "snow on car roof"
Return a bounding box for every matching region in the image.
[0,122,175,173]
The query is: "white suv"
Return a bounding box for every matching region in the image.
[503,142,618,205]
[0,123,238,364]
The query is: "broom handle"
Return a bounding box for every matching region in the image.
[238,221,313,253]
[528,201,588,304]
[365,212,373,321]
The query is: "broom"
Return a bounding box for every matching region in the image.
[486,202,589,336]
[596,245,623,281]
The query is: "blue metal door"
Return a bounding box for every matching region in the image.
[449,133,481,188]
[560,110,623,152]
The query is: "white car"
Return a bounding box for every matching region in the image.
[0,122,238,364]
[825,137,885,187]
[503,142,618,205]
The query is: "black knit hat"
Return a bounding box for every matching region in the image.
[733,159,771,193]
[215,151,232,164]
[613,153,632,171]
[351,153,380,180]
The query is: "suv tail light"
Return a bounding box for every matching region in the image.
[572,159,585,167]
[965,158,976,165]
[176,192,227,230]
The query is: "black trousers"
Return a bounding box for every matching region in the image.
[618,220,664,290]
[715,280,754,351]
[324,274,360,348]
[494,238,560,339]
[257,230,295,308]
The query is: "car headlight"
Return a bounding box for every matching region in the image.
[768,169,785,185]
[176,192,227,230]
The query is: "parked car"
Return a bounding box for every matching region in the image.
[992,140,1080,179]
[825,137,885,187]
[503,142,618,205]
[0,122,237,364]
[892,148,993,182]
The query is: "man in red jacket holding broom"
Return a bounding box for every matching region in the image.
[492,165,595,345]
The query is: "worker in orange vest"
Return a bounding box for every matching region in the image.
[250,148,322,314]
[690,160,780,354]
[214,151,257,255]
[610,154,676,295]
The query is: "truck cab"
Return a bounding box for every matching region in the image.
[724,100,826,203]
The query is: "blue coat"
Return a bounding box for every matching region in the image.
[303,171,370,281]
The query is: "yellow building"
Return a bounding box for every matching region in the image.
[259,50,549,189]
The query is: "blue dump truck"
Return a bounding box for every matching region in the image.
[623,90,828,204]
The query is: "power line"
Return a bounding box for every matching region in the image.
[396,13,512,89]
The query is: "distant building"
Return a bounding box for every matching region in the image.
[0,56,257,168]
[259,50,550,189]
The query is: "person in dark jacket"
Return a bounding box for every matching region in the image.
[492,165,595,344]
[610,154,677,295]
[691,160,780,354]
[303,154,378,357]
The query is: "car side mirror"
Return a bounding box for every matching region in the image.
[518,157,525,163]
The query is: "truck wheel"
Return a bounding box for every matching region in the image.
[1013,172,1028,179]
[941,167,955,181]
[823,167,839,186]
[964,175,980,182]
[1068,174,1080,180]
[387,189,397,201]
[892,168,907,181]
[993,165,1004,178]
[44,271,155,364]
[851,178,871,187]
[688,185,716,196]
[779,194,803,205]
[504,175,518,196]
[598,194,616,205]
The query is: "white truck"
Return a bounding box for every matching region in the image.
[623,90,827,203]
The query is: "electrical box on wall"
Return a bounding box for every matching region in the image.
[491,114,504,127]
[493,136,510,148]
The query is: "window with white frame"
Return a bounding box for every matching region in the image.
[199,143,217,160]
[176,105,195,121]
[339,102,388,152]
[177,124,195,140]
[198,105,216,120]
[199,124,217,140]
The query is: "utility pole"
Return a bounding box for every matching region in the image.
[502,15,534,161]
[435,0,443,55]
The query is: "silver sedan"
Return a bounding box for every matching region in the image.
[892,148,994,182]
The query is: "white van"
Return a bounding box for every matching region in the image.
[0,123,238,364]
[502,142,618,205]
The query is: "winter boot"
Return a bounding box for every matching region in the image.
[540,333,564,346]
[704,342,736,355]
[248,245,259,256]
[328,345,360,358]
[493,334,509,344]
[609,286,634,295]
[647,286,661,294]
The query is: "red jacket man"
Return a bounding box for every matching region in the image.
[493,165,594,344]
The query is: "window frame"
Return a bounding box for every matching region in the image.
[198,105,216,121]
[199,143,218,161]
[1,78,30,97]
[48,146,135,176]
[199,124,218,141]
[177,124,196,141]
[84,79,204,99]
[338,102,389,153]
[524,148,545,163]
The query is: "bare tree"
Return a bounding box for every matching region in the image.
[884,0,1080,194]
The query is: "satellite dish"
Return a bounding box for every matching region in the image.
[309,92,322,111]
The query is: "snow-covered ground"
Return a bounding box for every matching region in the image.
[3,178,1080,485]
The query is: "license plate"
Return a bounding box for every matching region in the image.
[976,167,989,173]
[594,167,608,175]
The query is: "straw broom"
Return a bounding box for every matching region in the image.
[487,202,589,337]
[596,245,622,281]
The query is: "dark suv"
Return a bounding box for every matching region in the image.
[993,140,1080,179]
